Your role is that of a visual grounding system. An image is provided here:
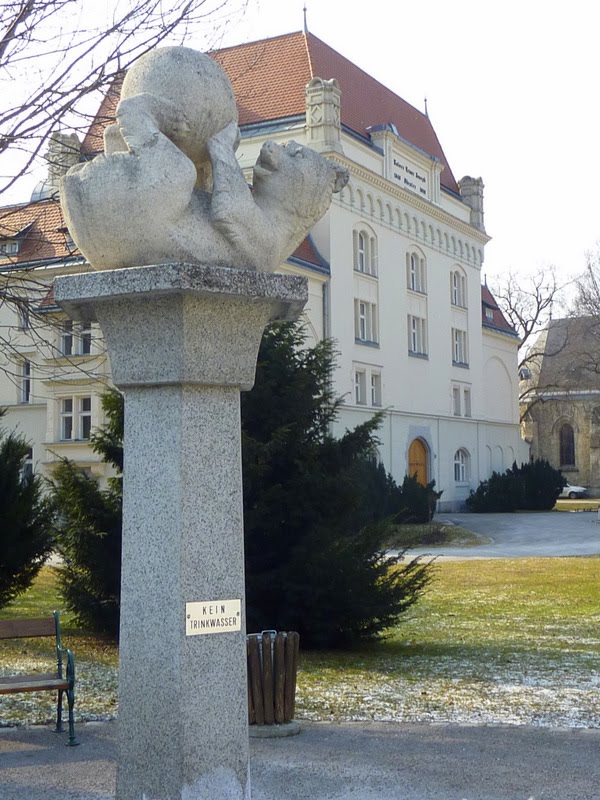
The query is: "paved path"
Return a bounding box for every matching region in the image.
[398,510,600,558]
[1,720,599,800]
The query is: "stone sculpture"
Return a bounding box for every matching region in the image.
[60,46,349,272]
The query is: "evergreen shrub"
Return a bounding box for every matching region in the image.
[242,323,434,648]
[466,459,565,513]
[0,420,53,609]
[50,327,435,647]
[51,390,123,636]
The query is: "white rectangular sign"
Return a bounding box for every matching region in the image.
[391,153,429,198]
[186,599,241,636]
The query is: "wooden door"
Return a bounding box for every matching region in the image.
[408,439,428,486]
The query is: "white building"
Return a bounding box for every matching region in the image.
[0,30,527,510]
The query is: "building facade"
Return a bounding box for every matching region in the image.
[522,317,600,491]
[0,31,527,509]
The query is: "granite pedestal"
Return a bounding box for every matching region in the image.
[55,263,307,800]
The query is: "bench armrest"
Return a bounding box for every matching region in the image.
[59,647,76,690]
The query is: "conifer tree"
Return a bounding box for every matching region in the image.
[51,390,123,635]
[50,328,433,645]
[242,323,432,648]
[0,415,53,609]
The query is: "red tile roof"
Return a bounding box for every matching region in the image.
[0,200,77,264]
[289,236,328,270]
[81,78,122,157]
[481,284,517,337]
[83,31,459,193]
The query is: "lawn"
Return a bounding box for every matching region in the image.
[382,521,487,549]
[1,558,599,728]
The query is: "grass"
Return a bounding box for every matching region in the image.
[383,521,487,549]
[0,568,118,726]
[298,557,600,727]
[555,498,600,512]
[1,558,599,728]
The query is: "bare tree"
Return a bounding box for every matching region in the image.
[490,267,569,421]
[491,268,564,361]
[0,0,250,199]
[574,244,600,317]
[0,0,253,390]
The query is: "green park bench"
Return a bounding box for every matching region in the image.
[0,611,77,745]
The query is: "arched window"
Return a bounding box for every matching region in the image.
[450,269,467,307]
[454,448,470,482]
[559,423,575,466]
[353,228,378,276]
[357,231,366,270]
[406,251,426,293]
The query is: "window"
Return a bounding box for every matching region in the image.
[60,321,73,356]
[19,360,31,404]
[407,252,426,293]
[17,301,30,330]
[452,328,468,366]
[60,396,92,441]
[21,448,33,481]
[354,300,378,344]
[451,270,467,307]
[371,372,382,407]
[80,396,92,440]
[353,229,377,276]
[452,386,461,416]
[80,323,92,355]
[452,385,472,417]
[454,448,470,482]
[60,321,93,356]
[408,314,427,356]
[353,366,382,407]
[354,369,367,405]
[559,423,575,466]
[60,398,73,440]
[463,388,472,417]
[0,240,19,258]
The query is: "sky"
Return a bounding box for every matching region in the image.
[5,0,598,287]
[213,0,600,286]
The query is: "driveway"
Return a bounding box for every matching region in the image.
[2,720,599,800]
[403,510,600,558]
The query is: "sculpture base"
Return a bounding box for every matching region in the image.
[55,263,308,800]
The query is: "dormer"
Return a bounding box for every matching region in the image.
[0,222,33,259]
[368,124,443,205]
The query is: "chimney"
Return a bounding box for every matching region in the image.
[458,175,485,233]
[305,77,343,154]
[46,133,81,195]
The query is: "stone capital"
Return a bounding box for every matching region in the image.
[54,262,307,391]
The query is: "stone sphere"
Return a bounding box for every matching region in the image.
[120,46,238,168]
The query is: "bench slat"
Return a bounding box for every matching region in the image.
[0,618,55,639]
[0,676,68,694]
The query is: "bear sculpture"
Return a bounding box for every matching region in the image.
[60,46,349,272]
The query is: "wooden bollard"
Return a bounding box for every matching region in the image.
[283,631,299,722]
[274,633,286,724]
[247,635,264,725]
[262,632,275,724]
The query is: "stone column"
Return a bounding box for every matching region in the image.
[55,263,307,800]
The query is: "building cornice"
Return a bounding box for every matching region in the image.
[329,151,490,249]
[482,323,520,341]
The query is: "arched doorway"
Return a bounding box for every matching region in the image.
[408,438,428,486]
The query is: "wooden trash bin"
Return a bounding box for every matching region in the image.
[247,630,299,726]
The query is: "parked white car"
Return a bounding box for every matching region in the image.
[559,483,588,499]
